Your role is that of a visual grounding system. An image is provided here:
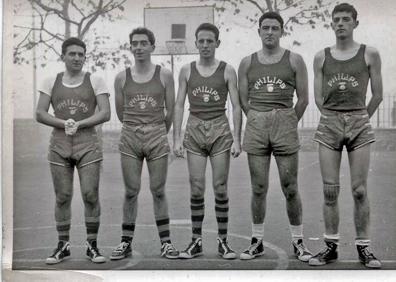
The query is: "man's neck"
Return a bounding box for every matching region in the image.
[134,59,153,73]
[335,36,357,50]
[198,56,217,67]
[261,44,282,56]
[64,69,84,78]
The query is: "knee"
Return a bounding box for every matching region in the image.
[252,183,267,199]
[323,183,340,206]
[125,185,140,200]
[214,180,228,199]
[82,190,99,205]
[56,191,73,206]
[190,176,205,199]
[151,186,165,200]
[352,184,367,202]
[282,182,298,201]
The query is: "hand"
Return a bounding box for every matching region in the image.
[231,141,241,158]
[64,119,79,136]
[173,139,184,158]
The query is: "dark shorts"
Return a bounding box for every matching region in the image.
[313,109,375,152]
[48,127,103,168]
[183,114,233,157]
[242,108,300,156]
[119,122,170,161]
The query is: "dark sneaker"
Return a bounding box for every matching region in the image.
[239,237,265,260]
[161,242,179,259]
[179,238,203,259]
[292,239,313,262]
[46,241,71,265]
[309,241,338,266]
[86,241,106,263]
[110,241,132,260]
[357,245,382,269]
[217,237,237,259]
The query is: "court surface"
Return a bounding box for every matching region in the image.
[12,132,396,270]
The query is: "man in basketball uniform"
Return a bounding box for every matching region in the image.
[238,12,312,262]
[110,27,179,260]
[173,23,242,259]
[309,3,383,268]
[36,37,110,264]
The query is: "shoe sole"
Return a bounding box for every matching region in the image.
[89,256,106,263]
[178,252,203,259]
[309,258,337,266]
[296,254,313,262]
[360,260,382,269]
[45,256,70,265]
[110,251,132,260]
[239,251,265,260]
[219,253,237,260]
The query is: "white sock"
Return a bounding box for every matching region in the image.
[252,223,264,240]
[290,224,303,241]
[324,233,340,245]
[355,239,370,246]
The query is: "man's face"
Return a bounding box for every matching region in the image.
[195,30,220,59]
[331,11,358,39]
[258,18,283,49]
[62,45,86,72]
[130,34,154,61]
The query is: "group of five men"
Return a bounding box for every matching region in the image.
[36,3,383,268]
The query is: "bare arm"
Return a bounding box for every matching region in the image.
[114,71,126,123]
[225,64,242,157]
[76,93,111,129]
[366,46,383,117]
[160,67,175,132]
[35,92,67,128]
[173,64,189,156]
[238,56,251,116]
[313,50,325,113]
[290,52,309,120]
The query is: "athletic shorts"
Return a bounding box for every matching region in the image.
[48,127,103,168]
[183,114,233,157]
[313,109,375,152]
[119,122,170,161]
[242,108,300,156]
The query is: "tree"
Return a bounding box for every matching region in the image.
[13,0,130,71]
[200,0,333,45]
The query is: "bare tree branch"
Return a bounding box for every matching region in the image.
[71,0,86,18]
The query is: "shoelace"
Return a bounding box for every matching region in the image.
[116,242,129,251]
[361,247,375,259]
[220,240,232,253]
[90,246,101,257]
[295,242,308,253]
[247,241,260,254]
[318,246,333,257]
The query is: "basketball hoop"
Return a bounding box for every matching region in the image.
[165,40,188,55]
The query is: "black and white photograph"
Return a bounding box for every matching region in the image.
[2,0,396,280]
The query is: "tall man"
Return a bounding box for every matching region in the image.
[238,12,312,262]
[309,3,383,268]
[173,23,242,259]
[110,27,179,260]
[36,37,110,264]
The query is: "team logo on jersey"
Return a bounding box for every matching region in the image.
[56,99,89,115]
[192,86,220,103]
[128,94,158,110]
[254,76,286,91]
[327,73,359,91]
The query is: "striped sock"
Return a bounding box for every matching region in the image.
[215,197,229,240]
[85,217,100,242]
[191,198,205,240]
[122,223,135,242]
[290,224,303,242]
[156,218,170,244]
[56,220,71,242]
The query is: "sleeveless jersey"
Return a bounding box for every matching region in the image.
[322,44,369,111]
[122,65,165,124]
[51,72,96,121]
[187,61,228,120]
[247,50,296,112]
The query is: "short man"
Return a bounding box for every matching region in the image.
[110,27,179,260]
[173,23,242,259]
[309,3,383,268]
[36,37,110,264]
[238,12,312,261]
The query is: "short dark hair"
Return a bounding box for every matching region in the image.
[61,37,86,55]
[195,23,220,41]
[129,27,155,45]
[332,3,358,21]
[258,12,284,29]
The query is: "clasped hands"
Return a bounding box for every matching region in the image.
[64,119,80,136]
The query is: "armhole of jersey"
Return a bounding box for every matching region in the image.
[187,62,195,83]
[50,73,63,97]
[360,44,368,67]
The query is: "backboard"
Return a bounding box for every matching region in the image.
[144,6,215,55]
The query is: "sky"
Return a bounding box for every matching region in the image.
[9,0,396,119]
